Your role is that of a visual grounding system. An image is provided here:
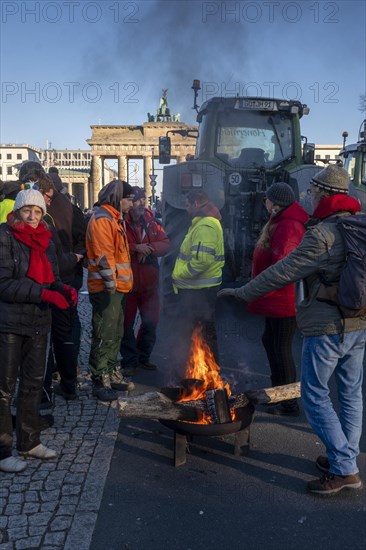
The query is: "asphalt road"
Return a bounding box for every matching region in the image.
[90,301,366,550]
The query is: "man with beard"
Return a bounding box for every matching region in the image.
[120,187,170,375]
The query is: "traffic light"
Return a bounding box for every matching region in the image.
[159,136,171,164]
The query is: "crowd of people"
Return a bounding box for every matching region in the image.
[0,161,364,497]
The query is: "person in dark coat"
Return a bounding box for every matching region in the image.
[0,188,77,473]
[38,171,86,401]
[247,182,309,416]
[120,187,170,374]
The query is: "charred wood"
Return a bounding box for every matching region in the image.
[206,388,232,423]
[117,391,203,422]
[117,382,301,421]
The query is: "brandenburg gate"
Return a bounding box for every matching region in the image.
[87,122,197,204]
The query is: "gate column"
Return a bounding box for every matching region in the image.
[91,154,102,205]
[118,155,128,180]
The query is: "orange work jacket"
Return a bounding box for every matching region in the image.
[86,204,133,294]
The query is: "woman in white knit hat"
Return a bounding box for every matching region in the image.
[0,187,78,473]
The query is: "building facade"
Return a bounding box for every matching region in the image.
[0,145,96,208]
[0,144,42,181]
[1,140,344,209]
[314,144,342,166]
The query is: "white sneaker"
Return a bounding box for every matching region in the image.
[0,456,27,473]
[19,444,57,460]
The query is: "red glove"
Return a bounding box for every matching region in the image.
[41,289,70,310]
[62,284,78,306]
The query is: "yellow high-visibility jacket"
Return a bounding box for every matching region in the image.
[0,199,15,223]
[86,204,133,294]
[172,216,224,293]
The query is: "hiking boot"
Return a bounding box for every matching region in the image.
[121,364,138,376]
[39,387,54,410]
[110,368,135,392]
[316,456,330,473]
[266,403,300,417]
[54,382,77,401]
[307,472,363,495]
[0,456,27,473]
[92,375,118,402]
[19,444,57,460]
[139,360,158,371]
[52,371,61,382]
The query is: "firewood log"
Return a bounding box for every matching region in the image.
[117,382,301,421]
[117,391,202,421]
[233,382,301,407]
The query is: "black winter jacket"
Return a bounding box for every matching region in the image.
[47,193,86,288]
[0,223,61,336]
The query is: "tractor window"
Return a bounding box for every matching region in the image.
[343,153,357,180]
[215,110,293,167]
[196,113,208,157]
[361,153,366,185]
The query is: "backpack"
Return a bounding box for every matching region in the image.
[317,213,366,318]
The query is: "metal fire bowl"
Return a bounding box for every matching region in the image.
[159,403,255,437]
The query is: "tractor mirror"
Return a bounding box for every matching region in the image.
[303,143,315,165]
[159,136,171,164]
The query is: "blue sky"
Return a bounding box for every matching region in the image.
[1,0,365,150]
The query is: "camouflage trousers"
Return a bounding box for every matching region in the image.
[88,291,126,379]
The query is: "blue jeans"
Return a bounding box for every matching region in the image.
[301,330,365,476]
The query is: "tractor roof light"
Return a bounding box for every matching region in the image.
[278,102,290,110]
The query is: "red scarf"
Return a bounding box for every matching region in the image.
[312,194,361,220]
[9,216,55,284]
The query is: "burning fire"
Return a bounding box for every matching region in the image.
[176,326,234,423]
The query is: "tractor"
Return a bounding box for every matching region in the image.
[159,80,321,310]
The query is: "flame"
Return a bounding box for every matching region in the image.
[178,327,231,401]
[176,326,233,423]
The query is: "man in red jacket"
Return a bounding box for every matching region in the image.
[120,187,170,375]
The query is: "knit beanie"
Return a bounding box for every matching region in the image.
[13,188,47,215]
[311,164,350,195]
[131,186,146,202]
[122,180,134,198]
[265,182,295,207]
